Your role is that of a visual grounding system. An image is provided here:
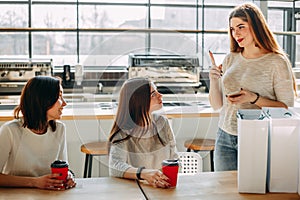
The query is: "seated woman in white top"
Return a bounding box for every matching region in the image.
[0,76,76,190]
[109,77,178,188]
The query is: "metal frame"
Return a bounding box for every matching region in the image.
[0,1,298,68]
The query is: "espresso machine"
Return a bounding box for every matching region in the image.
[128,54,201,93]
[0,59,53,95]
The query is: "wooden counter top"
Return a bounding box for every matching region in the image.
[0,104,219,121]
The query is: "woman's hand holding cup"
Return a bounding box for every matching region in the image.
[140,169,170,188]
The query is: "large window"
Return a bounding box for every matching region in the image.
[0,0,298,68]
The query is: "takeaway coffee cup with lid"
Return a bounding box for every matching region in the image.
[162,159,179,188]
[51,160,69,188]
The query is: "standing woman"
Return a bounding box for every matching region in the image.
[209,3,296,171]
[109,77,177,188]
[0,76,76,190]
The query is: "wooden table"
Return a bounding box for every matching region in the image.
[0,177,142,200]
[140,171,300,200]
[0,171,298,200]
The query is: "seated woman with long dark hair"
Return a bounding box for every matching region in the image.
[109,77,178,188]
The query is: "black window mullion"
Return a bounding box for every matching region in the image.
[28,0,32,59]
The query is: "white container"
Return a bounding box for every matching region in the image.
[75,64,84,86]
[237,109,269,194]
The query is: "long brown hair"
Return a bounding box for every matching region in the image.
[14,76,61,132]
[229,3,279,54]
[228,3,297,94]
[109,78,152,143]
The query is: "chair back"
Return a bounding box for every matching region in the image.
[178,152,203,175]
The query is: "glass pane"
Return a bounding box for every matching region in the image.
[80,32,147,67]
[32,5,76,28]
[296,19,300,68]
[204,8,230,30]
[268,10,284,32]
[0,0,25,1]
[32,0,76,2]
[151,6,197,29]
[275,34,284,50]
[0,4,28,28]
[32,32,77,66]
[204,0,248,6]
[151,0,196,5]
[203,34,228,69]
[296,35,300,68]
[79,5,147,28]
[0,33,28,57]
[268,1,294,8]
[150,32,198,55]
[79,0,147,3]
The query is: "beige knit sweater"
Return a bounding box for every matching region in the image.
[219,52,295,136]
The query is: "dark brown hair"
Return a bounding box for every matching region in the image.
[109,77,165,145]
[109,78,151,143]
[14,76,61,132]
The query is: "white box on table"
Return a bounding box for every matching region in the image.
[263,107,300,193]
[237,109,269,194]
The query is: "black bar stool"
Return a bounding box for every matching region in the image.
[80,141,109,178]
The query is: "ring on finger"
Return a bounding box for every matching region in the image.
[154,180,158,184]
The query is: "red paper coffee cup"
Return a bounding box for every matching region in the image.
[51,160,69,188]
[162,159,179,188]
